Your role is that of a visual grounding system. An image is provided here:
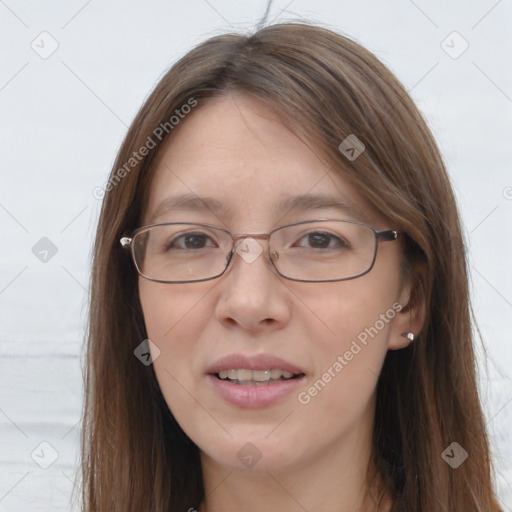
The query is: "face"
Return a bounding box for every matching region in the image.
[138,93,416,475]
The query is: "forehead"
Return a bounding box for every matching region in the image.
[143,94,381,227]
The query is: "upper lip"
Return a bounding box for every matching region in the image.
[206,354,306,375]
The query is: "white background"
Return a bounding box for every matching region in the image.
[0,1,511,510]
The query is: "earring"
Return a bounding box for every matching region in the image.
[401,332,415,341]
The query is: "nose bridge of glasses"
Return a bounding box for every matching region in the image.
[226,232,280,273]
[231,232,271,242]
[230,232,272,253]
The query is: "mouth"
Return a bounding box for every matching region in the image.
[213,369,306,386]
[206,353,307,407]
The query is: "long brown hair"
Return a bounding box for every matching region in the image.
[79,21,502,511]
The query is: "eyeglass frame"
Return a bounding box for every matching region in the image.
[120,218,402,284]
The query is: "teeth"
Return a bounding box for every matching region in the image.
[253,370,271,381]
[238,369,253,381]
[217,368,298,382]
[270,369,282,379]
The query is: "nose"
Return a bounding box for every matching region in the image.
[214,237,291,333]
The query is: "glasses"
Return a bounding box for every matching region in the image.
[120,219,401,283]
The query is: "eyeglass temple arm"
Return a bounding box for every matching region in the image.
[376,230,401,241]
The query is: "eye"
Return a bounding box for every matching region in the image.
[294,231,349,250]
[166,231,218,250]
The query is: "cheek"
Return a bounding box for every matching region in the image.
[138,277,216,392]
[304,277,399,352]
[296,277,401,405]
[138,278,213,343]
[138,280,207,426]
[138,279,208,398]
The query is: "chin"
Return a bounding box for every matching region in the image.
[198,436,300,473]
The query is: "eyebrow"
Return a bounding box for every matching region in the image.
[148,192,366,224]
[148,194,230,223]
[281,193,364,219]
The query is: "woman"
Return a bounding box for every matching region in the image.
[80,21,502,511]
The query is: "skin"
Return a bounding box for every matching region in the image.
[138,93,425,512]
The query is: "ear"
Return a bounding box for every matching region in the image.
[388,265,427,350]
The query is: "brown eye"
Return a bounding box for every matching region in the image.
[295,231,349,250]
[166,232,217,250]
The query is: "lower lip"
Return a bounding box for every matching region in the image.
[207,374,306,408]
